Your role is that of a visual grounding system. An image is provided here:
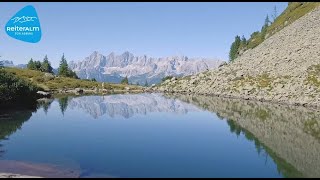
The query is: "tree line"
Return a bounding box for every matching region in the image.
[27,54,78,79]
[229,6,278,62]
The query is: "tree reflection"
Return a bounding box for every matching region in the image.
[0,107,39,157]
[164,93,314,178]
[58,97,69,116]
[37,98,54,115]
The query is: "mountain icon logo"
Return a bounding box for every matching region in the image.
[5,5,42,43]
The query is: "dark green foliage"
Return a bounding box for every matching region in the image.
[58,54,78,79]
[272,6,278,22]
[264,14,271,26]
[261,14,270,41]
[27,56,53,73]
[27,58,36,70]
[0,60,3,69]
[161,76,174,82]
[229,35,241,62]
[235,2,320,55]
[68,69,79,79]
[40,55,53,73]
[91,78,97,82]
[34,60,42,70]
[239,35,247,49]
[58,54,69,77]
[144,80,149,87]
[0,70,40,108]
[58,96,69,116]
[121,76,129,85]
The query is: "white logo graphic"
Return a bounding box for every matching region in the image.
[11,16,37,23]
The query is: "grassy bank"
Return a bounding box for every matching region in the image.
[3,67,144,92]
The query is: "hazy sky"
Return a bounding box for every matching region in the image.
[0,2,288,68]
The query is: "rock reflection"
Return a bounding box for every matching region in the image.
[165,93,320,178]
[67,93,200,119]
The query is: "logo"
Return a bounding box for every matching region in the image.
[5,5,41,43]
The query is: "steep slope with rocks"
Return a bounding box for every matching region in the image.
[154,6,320,108]
[69,51,224,85]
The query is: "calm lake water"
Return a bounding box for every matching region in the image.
[0,93,319,178]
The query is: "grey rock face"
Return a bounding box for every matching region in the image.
[156,7,320,108]
[69,51,225,84]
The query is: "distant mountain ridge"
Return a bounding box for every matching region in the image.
[1,60,27,69]
[69,51,225,84]
[1,59,59,74]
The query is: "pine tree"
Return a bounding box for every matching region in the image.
[34,61,42,71]
[144,80,148,87]
[0,60,3,69]
[264,14,270,27]
[27,58,36,70]
[68,69,79,79]
[241,35,247,45]
[121,76,129,84]
[272,6,277,22]
[229,35,241,62]
[261,14,271,40]
[58,53,69,77]
[40,55,53,73]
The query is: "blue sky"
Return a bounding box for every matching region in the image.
[0,2,288,68]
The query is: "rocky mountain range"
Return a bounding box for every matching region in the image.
[69,51,225,85]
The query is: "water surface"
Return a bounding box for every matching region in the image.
[0,93,319,178]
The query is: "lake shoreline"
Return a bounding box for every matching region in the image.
[149,90,320,111]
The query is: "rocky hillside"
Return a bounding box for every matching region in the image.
[69,51,224,85]
[154,6,320,108]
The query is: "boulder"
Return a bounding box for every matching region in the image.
[218,61,227,68]
[75,88,83,94]
[36,91,51,98]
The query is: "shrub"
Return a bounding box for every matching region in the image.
[0,69,41,107]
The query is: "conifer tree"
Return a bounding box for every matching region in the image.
[229,35,241,62]
[121,76,129,84]
[40,55,53,73]
[58,53,69,77]
[27,58,36,70]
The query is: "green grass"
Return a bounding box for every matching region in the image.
[242,2,320,51]
[4,67,143,91]
[268,2,320,37]
[305,64,320,87]
[257,73,273,88]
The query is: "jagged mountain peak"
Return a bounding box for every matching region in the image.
[70,51,225,84]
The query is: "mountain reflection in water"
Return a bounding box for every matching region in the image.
[0,93,319,177]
